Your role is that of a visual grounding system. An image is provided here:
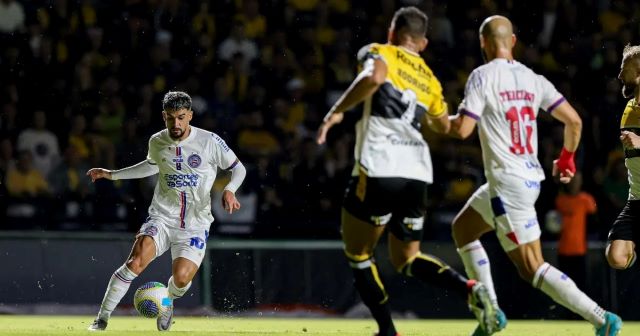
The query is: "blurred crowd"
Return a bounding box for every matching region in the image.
[0,0,637,240]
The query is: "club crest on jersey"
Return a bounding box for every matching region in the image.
[188,154,202,168]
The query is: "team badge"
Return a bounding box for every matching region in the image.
[188,154,202,168]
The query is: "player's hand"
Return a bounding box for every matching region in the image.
[222,190,241,214]
[620,131,640,149]
[552,159,574,184]
[316,113,344,145]
[86,168,112,182]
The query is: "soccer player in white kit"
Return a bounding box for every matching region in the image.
[86,91,246,331]
[447,16,622,336]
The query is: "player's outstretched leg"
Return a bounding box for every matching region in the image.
[88,264,138,331]
[397,252,498,334]
[453,206,507,335]
[158,258,197,331]
[348,252,398,336]
[88,236,155,331]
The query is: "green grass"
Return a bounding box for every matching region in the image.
[0,316,636,335]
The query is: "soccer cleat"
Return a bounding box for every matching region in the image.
[373,333,401,336]
[470,308,507,336]
[157,300,174,331]
[595,312,622,336]
[468,282,498,335]
[87,318,107,331]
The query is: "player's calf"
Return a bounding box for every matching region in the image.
[605,243,636,270]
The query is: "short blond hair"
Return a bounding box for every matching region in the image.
[622,44,640,62]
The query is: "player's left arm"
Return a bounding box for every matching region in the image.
[222,158,246,214]
[212,134,246,214]
[550,100,582,183]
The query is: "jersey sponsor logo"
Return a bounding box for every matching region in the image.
[386,134,424,147]
[525,218,538,229]
[165,173,199,188]
[141,225,158,236]
[525,161,541,169]
[524,180,541,189]
[187,154,202,168]
[213,134,230,152]
[395,50,430,79]
[189,237,205,249]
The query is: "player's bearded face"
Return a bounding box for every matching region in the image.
[163,109,192,139]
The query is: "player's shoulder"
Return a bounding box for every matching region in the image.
[148,129,168,144]
[201,128,232,153]
[357,42,389,61]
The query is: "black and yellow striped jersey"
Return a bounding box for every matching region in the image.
[351,43,447,183]
[621,98,640,200]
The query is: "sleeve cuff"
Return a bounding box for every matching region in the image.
[460,108,480,120]
[546,97,566,113]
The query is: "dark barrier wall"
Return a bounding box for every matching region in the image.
[1,233,639,320]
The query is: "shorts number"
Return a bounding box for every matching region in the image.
[505,106,535,155]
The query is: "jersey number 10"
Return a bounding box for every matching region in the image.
[506,106,535,155]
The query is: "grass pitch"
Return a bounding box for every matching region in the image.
[0,316,637,335]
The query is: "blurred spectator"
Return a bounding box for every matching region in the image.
[0,137,15,175]
[0,0,25,34]
[236,0,266,40]
[218,20,258,71]
[237,109,280,158]
[6,150,49,198]
[555,172,597,290]
[48,145,93,200]
[16,110,61,177]
[192,2,215,38]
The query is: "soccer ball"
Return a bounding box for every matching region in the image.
[133,282,171,318]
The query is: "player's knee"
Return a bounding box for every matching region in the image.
[125,256,146,274]
[172,270,192,288]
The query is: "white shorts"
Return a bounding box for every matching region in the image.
[464,175,542,252]
[137,217,209,267]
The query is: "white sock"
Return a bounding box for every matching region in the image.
[458,240,498,305]
[167,276,191,300]
[97,265,138,321]
[533,262,605,326]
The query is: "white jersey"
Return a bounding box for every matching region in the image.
[459,58,565,182]
[146,126,239,229]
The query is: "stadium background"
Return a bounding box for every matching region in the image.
[1,0,640,323]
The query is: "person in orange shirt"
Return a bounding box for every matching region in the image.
[555,172,597,290]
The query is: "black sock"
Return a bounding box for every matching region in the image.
[402,253,471,299]
[350,259,397,336]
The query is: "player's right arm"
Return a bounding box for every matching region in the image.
[316,45,387,145]
[86,160,159,182]
[86,138,160,182]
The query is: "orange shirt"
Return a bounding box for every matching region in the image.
[555,192,597,256]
